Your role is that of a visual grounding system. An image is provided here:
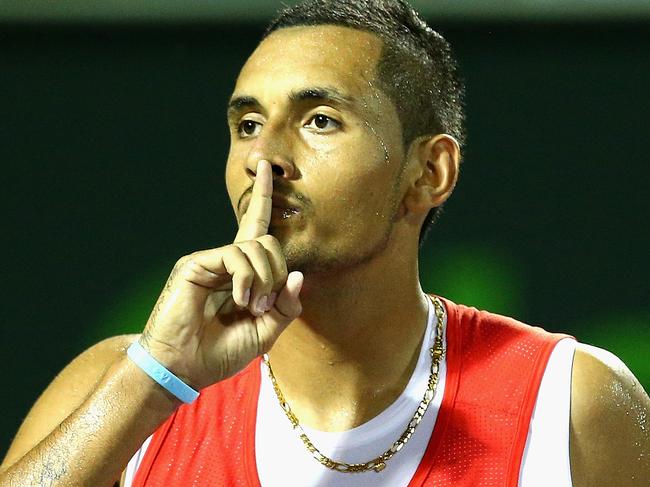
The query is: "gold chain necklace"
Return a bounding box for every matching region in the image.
[262,295,446,474]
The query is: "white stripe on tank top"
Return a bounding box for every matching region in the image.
[123,294,576,486]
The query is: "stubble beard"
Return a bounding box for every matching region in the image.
[274,194,400,277]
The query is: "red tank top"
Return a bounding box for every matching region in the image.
[132,296,568,486]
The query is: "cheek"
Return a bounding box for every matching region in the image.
[303,135,397,209]
[321,169,397,225]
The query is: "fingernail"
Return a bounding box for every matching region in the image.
[243,288,251,306]
[267,292,277,310]
[255,296,268,315]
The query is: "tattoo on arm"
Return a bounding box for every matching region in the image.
[141,264,181,349]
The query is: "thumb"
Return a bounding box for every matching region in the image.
[255,271,304,354]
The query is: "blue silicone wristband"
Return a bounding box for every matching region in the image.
[127,341,200,404]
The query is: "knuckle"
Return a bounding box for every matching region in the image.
[258,236,285,266]
[237,239,264,253]
[224,245,245,262]
[257,234,279,247]
[272,267,287,290]
[238,269,255,286]
[278,267,289,284]
[175,255,191,268]
[248,239,265,251]
[225,244,239,255]
[179,258,201,279]
[276,261,289,282]
[259,274,274,288]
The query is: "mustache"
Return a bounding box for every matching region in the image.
[237,184,308,214]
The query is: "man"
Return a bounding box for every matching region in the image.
[1,0,647,485]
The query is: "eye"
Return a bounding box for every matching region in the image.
[237,120,261,138]
[305,114,341,133]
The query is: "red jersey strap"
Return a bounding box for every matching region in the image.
[408,296,570,487]
[132,295,570,487]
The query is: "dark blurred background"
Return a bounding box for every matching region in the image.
[1,1,648,454]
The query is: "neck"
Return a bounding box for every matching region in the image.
[268,234,430,432]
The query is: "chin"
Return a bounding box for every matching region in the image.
[277,237,316,273]
[285,242,387,277]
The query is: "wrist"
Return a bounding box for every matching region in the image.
[113,355,184,416]
[127,341,200,404]
[137,335,201,389]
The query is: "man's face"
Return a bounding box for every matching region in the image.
[225,25,407,275]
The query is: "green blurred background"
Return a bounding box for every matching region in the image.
[1,1,648,454]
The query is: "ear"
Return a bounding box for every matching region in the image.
[402,134,461,216]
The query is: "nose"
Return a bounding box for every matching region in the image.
[244,129,297,182]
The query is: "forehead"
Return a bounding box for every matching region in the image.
[234,25,384,99]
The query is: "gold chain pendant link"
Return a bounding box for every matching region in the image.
[263,295,446,474]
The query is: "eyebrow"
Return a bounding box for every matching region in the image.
[227,86,356,121]
[289,87,354,106]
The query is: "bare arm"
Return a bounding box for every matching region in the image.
[0,335,179,487]
[570,343,650,486]
[0,160,303,486]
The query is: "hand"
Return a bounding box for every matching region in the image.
[139,160,303,389]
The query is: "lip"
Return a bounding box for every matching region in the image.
[271,197,300,222]
[240,192,301,217]
[271,195,299,210]
[271,207,300,220]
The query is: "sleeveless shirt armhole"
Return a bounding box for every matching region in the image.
[517,338,576,487]
[123,434,153,487]
[506,332,562,485]
[129,411,177,487]
[407,295,462,486]
[244,356,264,487]
[124,359,262,487]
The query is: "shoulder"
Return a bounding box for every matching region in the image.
[437,296,566,343]
[1,334,140,470]
[570,343,649,486]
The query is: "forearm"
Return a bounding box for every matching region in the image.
[0,356,179,487]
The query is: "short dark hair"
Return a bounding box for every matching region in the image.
[264,0,466,246]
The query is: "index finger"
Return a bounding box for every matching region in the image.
[235,160,273,242]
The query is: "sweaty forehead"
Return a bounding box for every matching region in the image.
[235,25,384,99]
